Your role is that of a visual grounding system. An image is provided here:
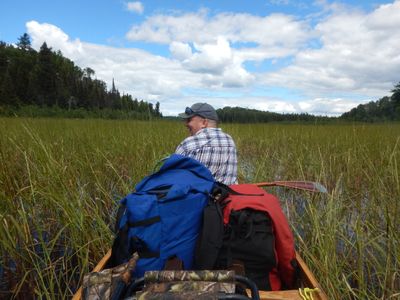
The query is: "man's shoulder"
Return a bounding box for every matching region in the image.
[206,128,235,144]
[178,133,206,149]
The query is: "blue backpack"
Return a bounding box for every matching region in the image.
[108,154,216,277]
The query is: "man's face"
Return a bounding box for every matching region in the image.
[185,115,207,136]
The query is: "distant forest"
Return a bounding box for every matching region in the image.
[217,107,331,123]
[1,34,399,122]
[0,34,161,119]
[217,83,400,123]
[340,83,400,122]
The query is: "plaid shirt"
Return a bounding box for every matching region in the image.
[175,128,238,185]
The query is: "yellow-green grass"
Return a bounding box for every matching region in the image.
[0,118,399,299]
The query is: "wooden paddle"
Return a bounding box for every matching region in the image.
[71,249,112,300]
[255,181,328,193]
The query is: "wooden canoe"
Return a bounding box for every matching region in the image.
[72,250,328,300]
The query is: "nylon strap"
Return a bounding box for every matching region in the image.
[128,216,161,227]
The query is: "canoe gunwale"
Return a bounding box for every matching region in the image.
[72,250,328,300]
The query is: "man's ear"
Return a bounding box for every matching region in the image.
[202,118,209,128]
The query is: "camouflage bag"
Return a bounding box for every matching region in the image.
[136,270,235,300]
[124,270,260,300]
[82,252,139,300]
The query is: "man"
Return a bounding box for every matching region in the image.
[175,103,238,185]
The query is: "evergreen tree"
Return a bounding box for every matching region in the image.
[0,70,18,105]
[0,46,9,90]
[31,42,57,106]
[84,67,94,79]
[13,46,36,105]
[155,101,162,117]
[111,78,117,94]
[390,82,400,119]
[17,33,32,51]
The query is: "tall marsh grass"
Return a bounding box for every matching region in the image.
[0,118,399,299]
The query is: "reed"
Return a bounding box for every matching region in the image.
[0,118,399,299]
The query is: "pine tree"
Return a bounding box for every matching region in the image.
[155,101,161,117]
[390,82,400,120]
[32,42,57,106]
[17,33,32,51]
[0,70,19,105]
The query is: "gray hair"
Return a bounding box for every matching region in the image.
[207,119,218,128]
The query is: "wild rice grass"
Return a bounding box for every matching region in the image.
[0,118,399,299]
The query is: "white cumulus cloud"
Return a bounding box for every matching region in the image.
[183,37,233,75]
[262,1,400,98]
[27,21,84,57]
[169,41,192,60]
[125,10,312,54]
[126,1,144,14]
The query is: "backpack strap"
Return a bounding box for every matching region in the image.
[108,212,161,268]
[114,204,127,233]
[127,216,161,228]
[130,236,160,259]
[194,198,224,270]
[126,216,162,259]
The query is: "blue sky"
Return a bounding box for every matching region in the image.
[1,0,399,116]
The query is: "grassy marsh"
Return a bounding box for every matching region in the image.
[0,118,399,299]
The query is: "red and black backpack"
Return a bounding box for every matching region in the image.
[195,183,298,291]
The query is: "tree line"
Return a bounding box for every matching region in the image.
[340,83,400,122]
[217,107,332,123]
[216,83,400,123]
[0,34,161,119]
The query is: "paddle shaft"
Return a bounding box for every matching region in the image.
[255,181,327,193]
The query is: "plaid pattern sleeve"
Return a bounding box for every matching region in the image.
[175,128,238,185]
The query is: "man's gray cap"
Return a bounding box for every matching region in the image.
[178,103,219,121]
